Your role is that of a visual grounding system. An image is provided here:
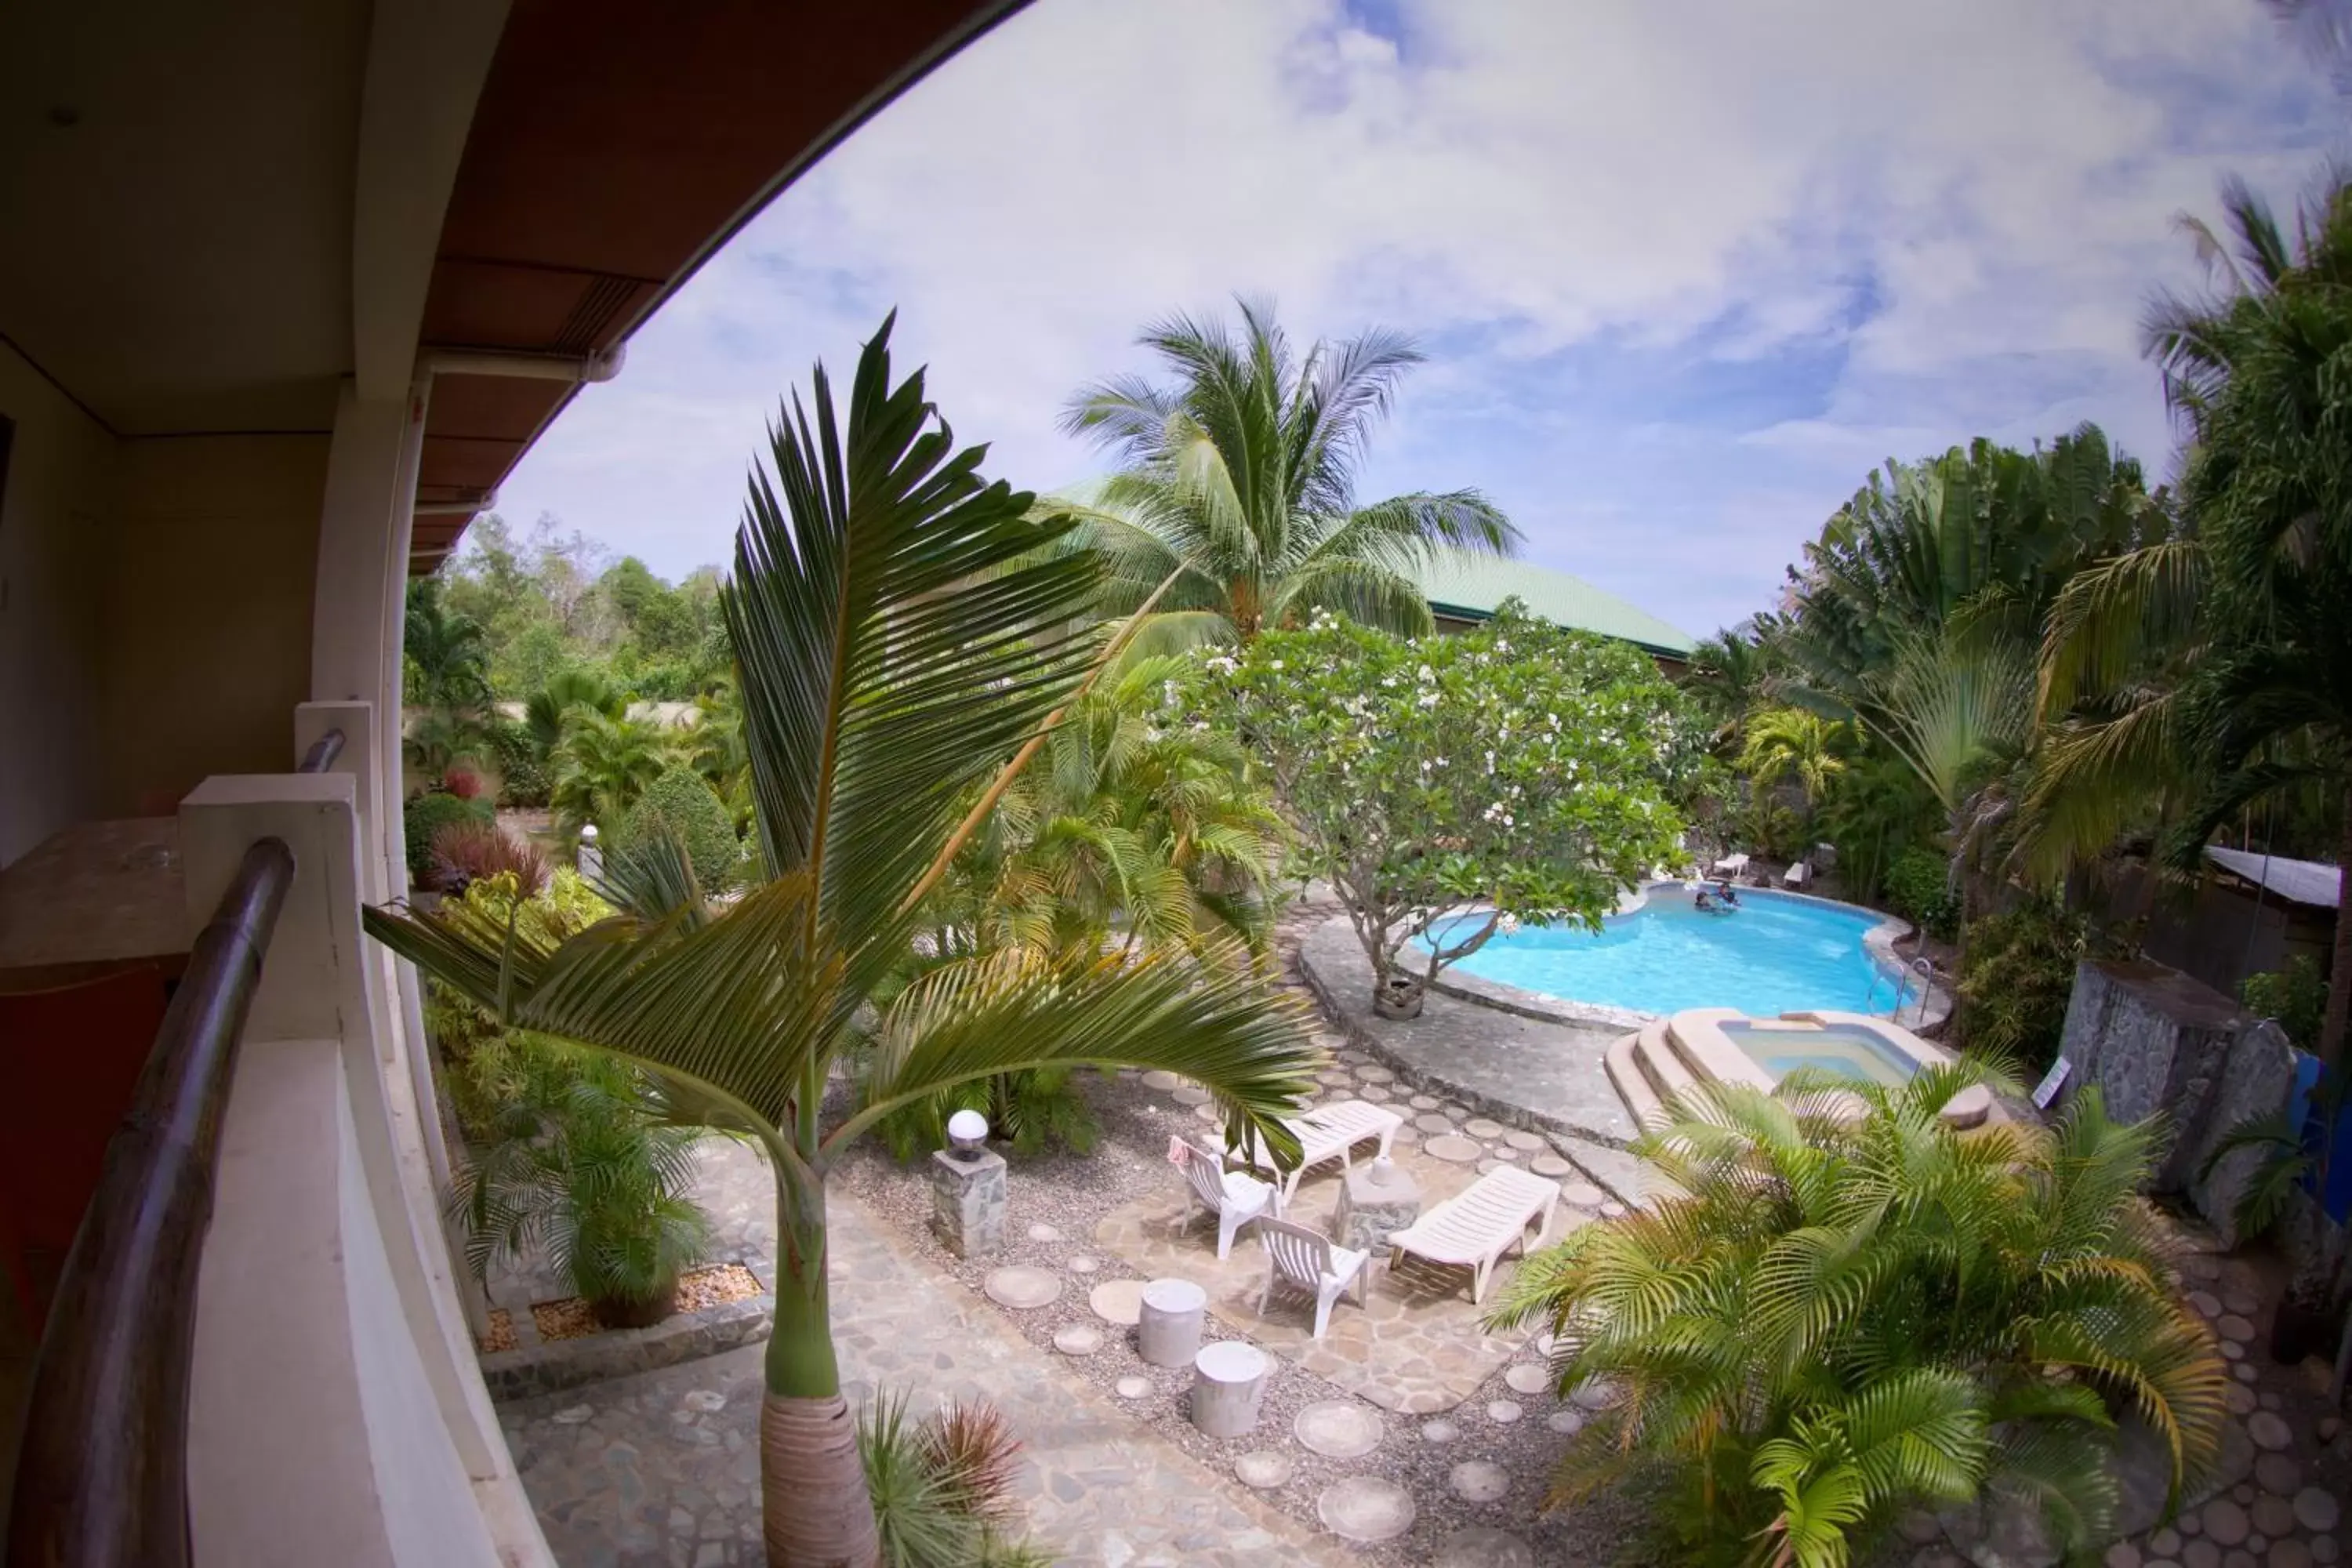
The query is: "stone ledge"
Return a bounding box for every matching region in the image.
[1297,918,1635,1153]
[480,1262,775,1403]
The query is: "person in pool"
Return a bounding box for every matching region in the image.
[1715,878,1742,908]
[1694,888,1722,913]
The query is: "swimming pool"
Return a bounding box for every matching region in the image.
[1430,886,1910,1018]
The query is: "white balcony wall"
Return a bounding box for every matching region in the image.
[180,771,548,1567]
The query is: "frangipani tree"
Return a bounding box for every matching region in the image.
[1198,604,1695,1008]
[365,321,1320,1568]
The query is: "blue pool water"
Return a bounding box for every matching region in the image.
[1430,889,1904,1018]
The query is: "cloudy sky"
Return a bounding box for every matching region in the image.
[493,0,2339,638]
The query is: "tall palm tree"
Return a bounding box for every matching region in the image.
[365,321,1319,1567]
[1058,298,1519,647]
[2033,170,2352,1067]
[1490,1072,2226,1566]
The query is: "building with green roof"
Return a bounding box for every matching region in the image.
[1412,550,1697,664]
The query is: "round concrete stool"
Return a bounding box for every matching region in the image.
[1191,1341,1269,1437]
[1138,1277,1208,1367]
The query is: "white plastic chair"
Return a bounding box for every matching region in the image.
[1254,1216,1370,1339]
[1177,1138,1278,1258]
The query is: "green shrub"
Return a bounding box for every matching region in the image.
[487,719,552,807]
[1490,1076,2225,1565]
[1957,898,2089,1071]
[448,1038,709,1322]
[1883,845,1958,939]
[2242,956,2328,1051]
[404,790,494,880]
[872,1069,1102,1164]
[858,1392,1046,1567]
[618,765,740,892]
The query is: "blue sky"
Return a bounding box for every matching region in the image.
[493,0,2340,638]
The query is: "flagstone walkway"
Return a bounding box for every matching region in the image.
[499,1185,1355,1568]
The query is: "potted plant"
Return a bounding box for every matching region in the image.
[451,1036,712,1329]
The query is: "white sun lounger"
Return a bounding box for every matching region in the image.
[1385,1163,1561,1304]
[1228,1098,1405,1203]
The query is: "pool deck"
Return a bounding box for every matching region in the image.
[1298,917,1639,1163]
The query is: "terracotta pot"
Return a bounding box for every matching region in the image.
[590,1280,680,1330]
[1373,976,1425,1020]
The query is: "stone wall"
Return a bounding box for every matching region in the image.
[2057,959,2297,1245]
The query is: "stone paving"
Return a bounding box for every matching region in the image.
[502,1182,1355,1568]
[1091,1132,1600,1414]
[1298,915,1637,1150]
[494,890,2349,1568]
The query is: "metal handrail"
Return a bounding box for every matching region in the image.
[5,837,296,1568]
[298,728,345,775]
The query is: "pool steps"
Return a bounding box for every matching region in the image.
[1605,1009,1993,1132]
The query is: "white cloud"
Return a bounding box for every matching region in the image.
[497,0,2336,633]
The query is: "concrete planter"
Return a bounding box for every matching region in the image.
[479,1262,774,1403]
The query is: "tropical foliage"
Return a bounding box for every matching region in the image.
[1739,706,1847,809]
[858,1393,1049,1568]
[403,789,494,881]
[550,708,675,834]
[1198,602,1696,1000]
[448,1034,711,1325]
[1491,1074,2227,1567]
[436,514,732,702]
[2034,171,2352,1067]
[1059,298,1519,648]
[1954,897,2095,1070]
[920,653,1285,964]
[365,321,1321,1567]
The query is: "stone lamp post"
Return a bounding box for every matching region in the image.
[930,1109,1007,1258]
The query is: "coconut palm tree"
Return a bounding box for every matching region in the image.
[2031,170,2352,1067]
[365,321,1319,1567]
[1058,298,1519,648]
[1490,1072,2227,1566]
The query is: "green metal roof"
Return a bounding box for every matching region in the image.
[1412,550,1697,657]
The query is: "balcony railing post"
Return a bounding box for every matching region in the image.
[5,839,295,1568]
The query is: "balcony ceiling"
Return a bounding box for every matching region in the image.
[0,1,370,434]
[0,0,1022,565]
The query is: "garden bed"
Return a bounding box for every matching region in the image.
[526,1262,764,1343]
[478,1258,775,1403]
